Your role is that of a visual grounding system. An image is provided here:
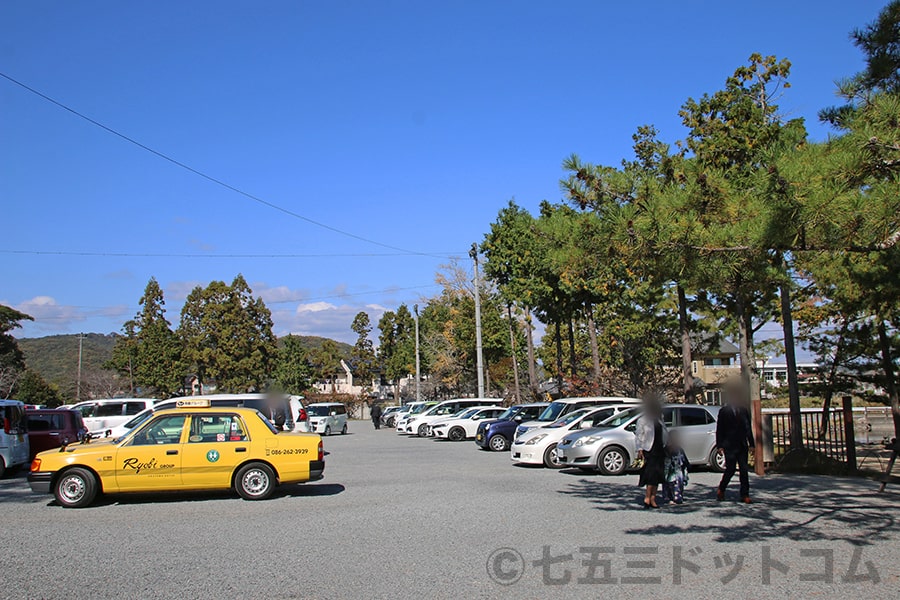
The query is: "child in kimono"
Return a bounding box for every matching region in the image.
[664,432,690,504]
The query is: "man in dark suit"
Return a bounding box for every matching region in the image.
[716,383,755,503]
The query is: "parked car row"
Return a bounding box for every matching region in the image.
[390,396,728,477]
[1,395,355,480]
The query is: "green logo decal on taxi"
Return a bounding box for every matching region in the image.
[206,449,220,463]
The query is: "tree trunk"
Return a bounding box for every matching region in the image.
[554,320,563,390]
[818,318,849,440]
[877,320,900,439]
[585,303,601,383]
[736,291,765,476]
[567,319,577,379]
[524,308,539,399]
[779,277,803,450]
[507,304,521,403]
[677,284,694,403]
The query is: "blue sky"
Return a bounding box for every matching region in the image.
[0,1,884,347]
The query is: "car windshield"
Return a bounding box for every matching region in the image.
[547,408,591,428]
[597,407,641,428]
[307,405,337,417]
[537,401,567,422]
[409,403,433,415]
[496,407,517,420]
[457,408,480,419]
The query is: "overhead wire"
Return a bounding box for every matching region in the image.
[0,71,462,259]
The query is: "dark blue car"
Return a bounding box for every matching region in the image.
[474,403,549,451]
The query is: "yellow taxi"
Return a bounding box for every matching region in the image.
[28,399,324,508]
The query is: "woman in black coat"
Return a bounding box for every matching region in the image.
[634,399,668,509]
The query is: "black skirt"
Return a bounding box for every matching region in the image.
[639,422,666,486]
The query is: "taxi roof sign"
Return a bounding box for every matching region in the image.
[175,398,211,408]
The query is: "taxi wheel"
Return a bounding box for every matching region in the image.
[448,427,466,441]
[235,463,276,500]
[54,467,98,508]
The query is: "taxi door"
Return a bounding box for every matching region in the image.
[180,413,250,488]
[114,414,187,492]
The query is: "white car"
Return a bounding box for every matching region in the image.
[429,406,506,440]
[307,402,348,436]
[514,396,641,438]
[395,402,439,434]
[404,398,503,437]
[70,398,158,437]
[510,406,628,468]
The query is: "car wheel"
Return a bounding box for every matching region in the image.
[235,463,276,500]
[597,446,627,476]
[0,457,6,479]
[324,425,331,436]
[710,447,727,472]
[543,444,563,469]
[54,467,98,508]
[386,417,396,428]
[341,423,348,435]
[417,424,429,437]
[488,434,509,452]
[448,427,466,441]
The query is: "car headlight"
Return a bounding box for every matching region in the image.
[573,436,602,448]
[525,433,548,445]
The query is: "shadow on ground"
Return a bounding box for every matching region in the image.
[559,473,899,546]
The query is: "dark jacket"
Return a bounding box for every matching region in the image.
[370,405,383,420]
[716,404,754,452]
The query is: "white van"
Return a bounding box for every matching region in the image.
[70,398,157,437]
[1,399,30,477]
[307,402,348,436]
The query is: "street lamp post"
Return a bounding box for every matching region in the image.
[414,304,421,402]
[470,243,485,398]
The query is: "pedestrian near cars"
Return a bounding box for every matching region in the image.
[663,432,689,505]
[716,381,755,503]
[634,397,668,509]
[370,403,383,430]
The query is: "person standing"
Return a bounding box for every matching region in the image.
[663,432,689,505]
[634,398,668,509]
[370,403,383,430]
[716,382,755,503]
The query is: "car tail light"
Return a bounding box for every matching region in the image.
[298,408,307,421]
[317,440,323,462]
[30,458,41,472]
[3,418,9,434]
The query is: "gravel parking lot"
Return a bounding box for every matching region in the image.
[1,423,898,599]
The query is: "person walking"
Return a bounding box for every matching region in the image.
[370,403,383,430]
[716,382,755,503]
[634,398,668,509]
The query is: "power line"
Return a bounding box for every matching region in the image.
[1,249,461,259]
[0,71,458,259]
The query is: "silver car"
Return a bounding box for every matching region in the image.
[557,405,726,475]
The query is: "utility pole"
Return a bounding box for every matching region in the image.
[76,333,84,403]
[414,304,421,402]
[470,243,485,398]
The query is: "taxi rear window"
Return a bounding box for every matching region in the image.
[254,411,280,434]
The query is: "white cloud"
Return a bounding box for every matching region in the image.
[2,296,130,334]
[249,282,309,304]
[296,302,338,313]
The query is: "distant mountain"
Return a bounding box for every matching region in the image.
[280,335,353,358]
[19,333,118,392]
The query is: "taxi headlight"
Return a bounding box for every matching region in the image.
[525,433,548,445]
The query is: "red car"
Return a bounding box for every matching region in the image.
[25,409,89,460]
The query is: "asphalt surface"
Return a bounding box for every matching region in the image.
[1,422,898,599]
